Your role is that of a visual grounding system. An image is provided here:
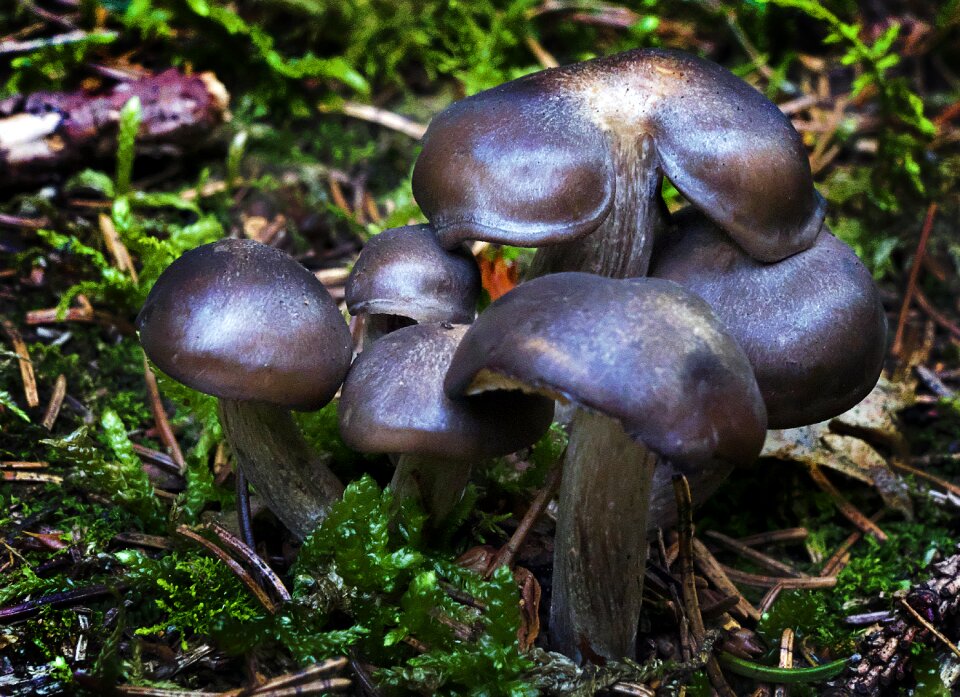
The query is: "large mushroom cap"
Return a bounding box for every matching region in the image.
[338,323,554,461]
[137,238,352,410]
[413,73,614,250]
[445,273,767,466]
[413,48,823,261]
[345,224,481,324]
[650,208,887,428]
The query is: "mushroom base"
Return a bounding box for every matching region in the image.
[550,409,658,662]
[219,399,345,540]
[528,134,665,279]
[390,454,472,525]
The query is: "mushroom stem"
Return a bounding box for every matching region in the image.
[362,314,416,350]
[390,454,472,524]
[550,409,658,662]
[218,399,345,539]
[529,134,665,279]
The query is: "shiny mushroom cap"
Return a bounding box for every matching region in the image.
[338,323,554,460]
[413,48,823,261]
[650,208,887,428]
[345,224,481,324]
[137,238,352,410]
[445,273,767,467]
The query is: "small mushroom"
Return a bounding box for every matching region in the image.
[445,273,766,661]
[345,224,481,346]
[338,322,553,523]
[413,48,823,279]
[137,238,352,539]
[650,208,887,428]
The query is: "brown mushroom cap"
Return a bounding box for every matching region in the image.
[445,273,767,467]
[137,238,352,410]
[413,48,822,261]
[345,225,481,324]
[338,323,554,461]
[650,208,887,428]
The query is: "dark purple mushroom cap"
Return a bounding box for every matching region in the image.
[445,273,767,467]
[345,225,481,324]
[650,208,887,428]
[137,238,352,410]
[338,323,554,460]
[413,48,823,261]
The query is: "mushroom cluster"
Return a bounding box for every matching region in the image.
[138,47,887,667]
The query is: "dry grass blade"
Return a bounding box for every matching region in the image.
[334,101,427,140]
[691,538,761,622]
[672,475,736,697]
[204,522,291,603]
[99,213,139,283]
[737,528,809,547]
[892,202,938,357]
[175,525,278,614]
[897,597,960,660]
[1,460,49,468]
[2,471,63,484]
[237,658,349,696]
[2,317,39,407]
[705,531,807,578]
[913,288,960,342]
[774,628,794,697]
[807,465,887,542]
[143,353,186,473]
[41,373,67,430]
[720,567,837,590]
[484,457,562,578]
[890,459,960,498]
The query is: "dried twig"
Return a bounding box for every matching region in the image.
[2,317,39,407]
[705,530,807,578]
[737,528,809,547]
[721,567,836,590]
[203,522,291,603]
[691,538,761,622]
[175,525,278,613]
[484,458,562,578]
[99,213,139,283]
[807,465,887,542]
[40,373,67,430]
[333,101,428,140]
[143,353,186,473]
[673,475,736,697]
[892,202,938,357]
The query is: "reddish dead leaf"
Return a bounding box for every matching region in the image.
[478,252,519,301]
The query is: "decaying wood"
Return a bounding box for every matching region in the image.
[0,69,229,187]
[826,545,960,695]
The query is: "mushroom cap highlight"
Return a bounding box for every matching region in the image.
[413,48,823,261]
[445,273,767,467]
[338,323,554,461]
[650,208,887,428]
[345,224,481,324]
[137,238,352,411]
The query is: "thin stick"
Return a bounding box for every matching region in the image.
[204,522,291,603]
[525,35,559,68]
[485,458,562,578]
[1,461,49,468]
[758,583,785,615]
[890,459,960,498]
[691,538,761,622]
[41,374,67,430]
[892,202,937,357]
[335,101,427,140]
[914,288,960,342]
[240,658,348,695]
[673,475,736,697]
[807,465,887,542]
[737,528,808,547]
[705,530,807,578]
[99,213,139,283]
[175,525,278,614]
[2,318,39,407]
[775,628,794,697]
[143,354,186,473]
[898,597,960,660]
[721,567,836,590]
[2,471,63,484]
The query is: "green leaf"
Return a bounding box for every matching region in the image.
[115,96,142,196]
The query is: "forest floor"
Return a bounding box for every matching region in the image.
[2,1,960,695]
